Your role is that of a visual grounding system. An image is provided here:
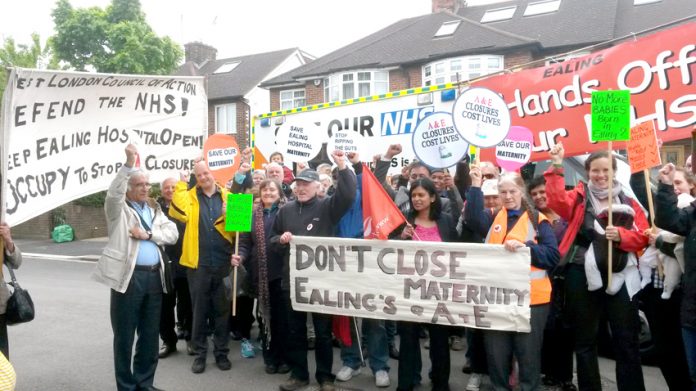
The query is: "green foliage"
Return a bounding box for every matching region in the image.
[74,191,107,207]
[50,0,182,75]
[0,33,56,100]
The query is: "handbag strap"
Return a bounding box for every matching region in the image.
[5,266,17,285]
[126,200,152,231]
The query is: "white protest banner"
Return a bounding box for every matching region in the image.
[275,120,324,163]
[1,68,207,225]
[495,126,533,171]
[412,112,468,169]
[452,87,511,148]
[290,236,532,332]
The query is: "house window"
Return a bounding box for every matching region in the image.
[280,89,306,110]
[523,0,561,16]
[634,0,661,4]
[480,6,517,23]
[213,61,240,74]
[434,20,461,37]
[422,55,504,86]
[323,70,389,102]
[215,103,236,134]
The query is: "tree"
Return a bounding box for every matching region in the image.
[50,0,182,75]
[0,33,56,100]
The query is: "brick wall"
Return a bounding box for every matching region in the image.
[13,202,106,240]
[270,89,280,112]
[305,82,324,105]
[389,68,410,91]
[504,49,535,70]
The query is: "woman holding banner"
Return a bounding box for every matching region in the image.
[465,169,559,391]
[544,143,648,391]
[234,179,290,375]
[396,178,458,391]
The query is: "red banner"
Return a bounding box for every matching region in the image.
[362,163,406,240]
[475,22,696,162]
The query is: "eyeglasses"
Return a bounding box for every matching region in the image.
[483,174,496,180]
[133,183,152,189]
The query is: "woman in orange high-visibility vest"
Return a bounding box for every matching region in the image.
[464,169,559,391]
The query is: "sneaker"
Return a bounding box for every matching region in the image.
[215,355,232,371]
[158,343,177,358]
[336,365,360,382]
[466,373,482,391]
[191,357,206,374]
[375,370,390,387]
[279,377,310,391]
[186,341,196,356]
[450,336,465,351]
[241,338,255,358]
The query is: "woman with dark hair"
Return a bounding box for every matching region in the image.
[465,169,559,391]
[234,178,290,374]
[544,143,649,391]
[396,178,457,391]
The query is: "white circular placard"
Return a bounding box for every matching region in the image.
[274,121,323,163]
[452,87,511,148]
[411,112,469,169]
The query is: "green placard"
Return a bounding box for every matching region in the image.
[591,90,631,142]
[225,193,253,232]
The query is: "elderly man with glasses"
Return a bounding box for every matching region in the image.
[93,144,179,391]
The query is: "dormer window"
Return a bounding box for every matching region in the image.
[434,20,461,37]
[213,61,240,74]
[634,0,661,4]
[480,6,517,23]
[524,0,561,16]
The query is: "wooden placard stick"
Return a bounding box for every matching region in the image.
[607,141,614,288]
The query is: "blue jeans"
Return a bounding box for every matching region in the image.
[340,317,389,374]
[682,327,696,390]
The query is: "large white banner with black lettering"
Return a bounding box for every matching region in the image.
[1,68,207,225]
[290,236,532,332]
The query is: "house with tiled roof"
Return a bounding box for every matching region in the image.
[176,43,314,148]
[260,0,695,162]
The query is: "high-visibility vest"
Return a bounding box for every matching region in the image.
[485,209,552,306]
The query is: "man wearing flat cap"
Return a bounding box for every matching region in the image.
[271,150,357,391]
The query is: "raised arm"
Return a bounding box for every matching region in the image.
[328,150,357,223]
[655,163,693,236]
[543,143,580,221]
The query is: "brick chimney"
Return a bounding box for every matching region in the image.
[184,42,217,66]
[432,0,466,13]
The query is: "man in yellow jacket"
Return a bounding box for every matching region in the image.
[169,160,236,374]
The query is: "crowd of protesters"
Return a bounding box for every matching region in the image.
[92,141,696,391]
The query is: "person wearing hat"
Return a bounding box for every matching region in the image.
[481,179,502,210]
[270,150,357,391]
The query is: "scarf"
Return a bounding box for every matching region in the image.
[587,180,621,216]
[253,204,272,342]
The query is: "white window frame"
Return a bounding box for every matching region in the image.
[215,103,236,134]
[280,89,306,110]
[421,55,504,86]
[481,6,517,23]
[544,51,590,66]
[523,0,561,16]
[633,0,661,5]
[323,70,389,102]
[213,61,240,74]
[434,20,461,37]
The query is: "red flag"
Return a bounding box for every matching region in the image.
[362,163,407,240]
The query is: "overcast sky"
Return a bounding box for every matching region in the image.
[1,0,505,60]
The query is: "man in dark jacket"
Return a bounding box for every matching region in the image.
[270,150,357,391]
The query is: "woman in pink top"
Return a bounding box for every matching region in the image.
[396,178,458,391]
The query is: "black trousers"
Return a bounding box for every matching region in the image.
[111,269,162,391]
[188,265,230,360]
[0,314,8,359]
[229,295,255,340]
[541,275,574,383]
[397,321,450,391]
[285,299,335,384]
[261,279,289,367]
[641,285,692,390]
[566,263,645,391]
[465,328,488,374]
[160,275,193,345]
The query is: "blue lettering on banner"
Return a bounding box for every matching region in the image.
[380,107,435,136]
